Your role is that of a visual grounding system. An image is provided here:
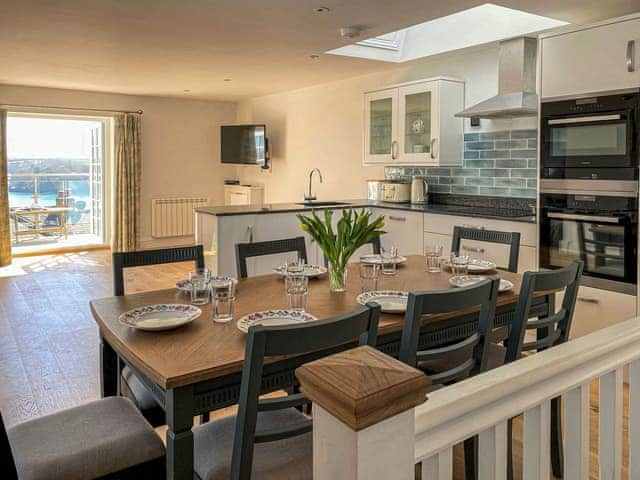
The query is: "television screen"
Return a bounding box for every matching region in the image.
[221,124,266,166]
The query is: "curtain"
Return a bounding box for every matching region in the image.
[0,110,11,266]
[112,113,141,253]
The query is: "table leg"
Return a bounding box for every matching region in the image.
[100,334,118,397]
[166,386,195,480]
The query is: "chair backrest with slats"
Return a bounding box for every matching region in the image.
[1,413,18,479]
[112,246,205,296]
[505,261,583,363]
[399,278,500,385]
[235,237,307,278]
[451,226,521,273]
[230,304,381,480]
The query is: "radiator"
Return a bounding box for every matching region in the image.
[151,197,209,238]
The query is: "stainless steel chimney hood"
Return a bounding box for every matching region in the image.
[456,37,538,119]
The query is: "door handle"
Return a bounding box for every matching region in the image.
[391,140,398,160]
[627,40,636,73]
[547,212,621,224]
[388,215,406,222]
[430,138,437,160]
[462,245,485,254]
[548,114,621,125]
[578,296,600,304]
[246,226,254,243]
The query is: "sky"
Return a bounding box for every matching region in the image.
[6,116,101,159]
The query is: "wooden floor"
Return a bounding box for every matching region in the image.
[0,249,631,479]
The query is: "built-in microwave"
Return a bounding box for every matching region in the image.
[540,91,640,179]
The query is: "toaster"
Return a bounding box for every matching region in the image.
[380,181,411,203]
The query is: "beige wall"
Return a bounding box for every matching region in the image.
[235,44,536,203]
[0,84,236,247]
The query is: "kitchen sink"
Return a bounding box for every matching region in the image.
[296,201,350,207]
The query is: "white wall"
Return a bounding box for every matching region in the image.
[234,43,536,203]
[0,84,237,248]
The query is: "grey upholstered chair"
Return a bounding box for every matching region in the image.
[2,397,165,480]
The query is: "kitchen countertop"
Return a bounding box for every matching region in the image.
[195,199,536,223]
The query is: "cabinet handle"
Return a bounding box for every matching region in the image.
[430,138,437,160]
[462,223,486,230]
[246,226,254,243]
[578,296,600,304]
[388,215,406,222]
[391,140,398,160]
[627,40,636,73]
[462,245,485,254]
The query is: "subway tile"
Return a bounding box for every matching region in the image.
[464,159,495,168]
[438,176,456,185]
[465,141,495,150]
[528,159,538,169]
[464,133,480,142]
[452,185,479,195]
[478,187,510,196]
[430,184,451,193]
[479,168,510,178]
[509,188,537,198]
[510,149,537,159]
[496,159,528,168]
[463,150,480,159]
[479,150,510,159]
[509,169,537,178]
[495,139,528,150]
[425,167,452,177]
[479,131,510,140]
[495,178,527,188]
[527,179,538,188]
[528,139,538,148]
[465,177,494,186]
[424,176,439,184]
[450,168,479,177]
[511,129,537,139]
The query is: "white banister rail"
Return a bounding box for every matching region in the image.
[414,316,640,479]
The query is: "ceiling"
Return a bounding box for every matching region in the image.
[0,0,638,101]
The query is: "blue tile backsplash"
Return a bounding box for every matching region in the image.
[385,129,537,198]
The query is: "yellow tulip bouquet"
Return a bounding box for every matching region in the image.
[297,208,385,292]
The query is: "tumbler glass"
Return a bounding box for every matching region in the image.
[285,274,309,311]
[380,246,398,276]
[359,263,380,293]
[424,245,443,273]
[211,277,235,323]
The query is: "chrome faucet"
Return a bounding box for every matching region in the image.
[305,168,323,202]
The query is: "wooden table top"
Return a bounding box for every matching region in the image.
[90,256,527,389]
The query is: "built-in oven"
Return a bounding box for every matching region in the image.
[539,187,638,295]
[541,91,639,179]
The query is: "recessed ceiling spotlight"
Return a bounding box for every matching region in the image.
[314,6,330,13]
[309,54,320,60]
[223,78,232,82]
[340,25,361,38]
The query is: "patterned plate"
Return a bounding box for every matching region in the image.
[442,258,497,272]
[119,304,201,331]
[273,264,328,278]
[356,290,409,314]
[449,276,514,293]
[236,310,319,334]
[359,255,408,266]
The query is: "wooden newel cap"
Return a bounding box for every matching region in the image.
[295,346,430,431]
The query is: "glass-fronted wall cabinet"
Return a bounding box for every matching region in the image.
[363,77,464,165]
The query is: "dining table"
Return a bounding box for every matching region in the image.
[90,255,556,480]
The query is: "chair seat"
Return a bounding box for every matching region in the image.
[121,366,165,427]
[7,397,165,480]
[194,408,312,480]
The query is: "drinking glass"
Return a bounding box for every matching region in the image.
[284,258,305,274]
[189,268,211,283]
[359,263,380,293]
[380,246,398,276]
[451,255,470,276]
[211,277,235,323]
[424,245,443,273]
[285,274,309,311]
[189,275,210,305]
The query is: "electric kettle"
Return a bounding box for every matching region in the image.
[410,176,428,204]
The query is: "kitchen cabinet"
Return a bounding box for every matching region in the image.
[223,185,264,206]
[364,77,464,166]
[371,208,424,255]
[540,14,640,99]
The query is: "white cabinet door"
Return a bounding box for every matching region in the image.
[541,16,640,99]
[364,89,398,164]
[398,81,439,164]
[372,208,424,256]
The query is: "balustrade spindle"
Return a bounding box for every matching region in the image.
[563,382,590,480]
[523,400,550,480]
[599,368,623,480]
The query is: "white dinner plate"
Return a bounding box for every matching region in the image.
[449,276,514,293]
[236,310,318,333]
[442,258,497,272]
[273,264,328,278]
[359,254,408,266]
[356,290,409,314]
[119,304,201,331]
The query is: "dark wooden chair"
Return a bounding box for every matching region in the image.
[192,303,381,480]
[112,245,205,427]
[322,235,382,267]
[451,226,521,273]
[235,237,307,278]
[2,398,165,480]
[398,277,501,480]
[495,260,584,479]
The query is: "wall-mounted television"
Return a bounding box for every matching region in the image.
[220,124,268,168]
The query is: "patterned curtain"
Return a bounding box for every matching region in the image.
[0,110,11,266]
[112,113,141,253]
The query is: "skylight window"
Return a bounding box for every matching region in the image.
[327,3,568,63]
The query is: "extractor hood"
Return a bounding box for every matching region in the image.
[456,37,538,119]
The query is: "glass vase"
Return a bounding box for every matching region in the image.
[328,263,348,292]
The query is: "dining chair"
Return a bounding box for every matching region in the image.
[491,260,584,479]
[451,226,521,273]
[235,236,308,278]
[112,245,205,427]
[2,397,165,480]
[193,303,381,480]
[322,235,381,267]
[398,277,500,480]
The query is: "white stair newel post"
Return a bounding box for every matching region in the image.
[599,368,623,480]
[295,346,430,480]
